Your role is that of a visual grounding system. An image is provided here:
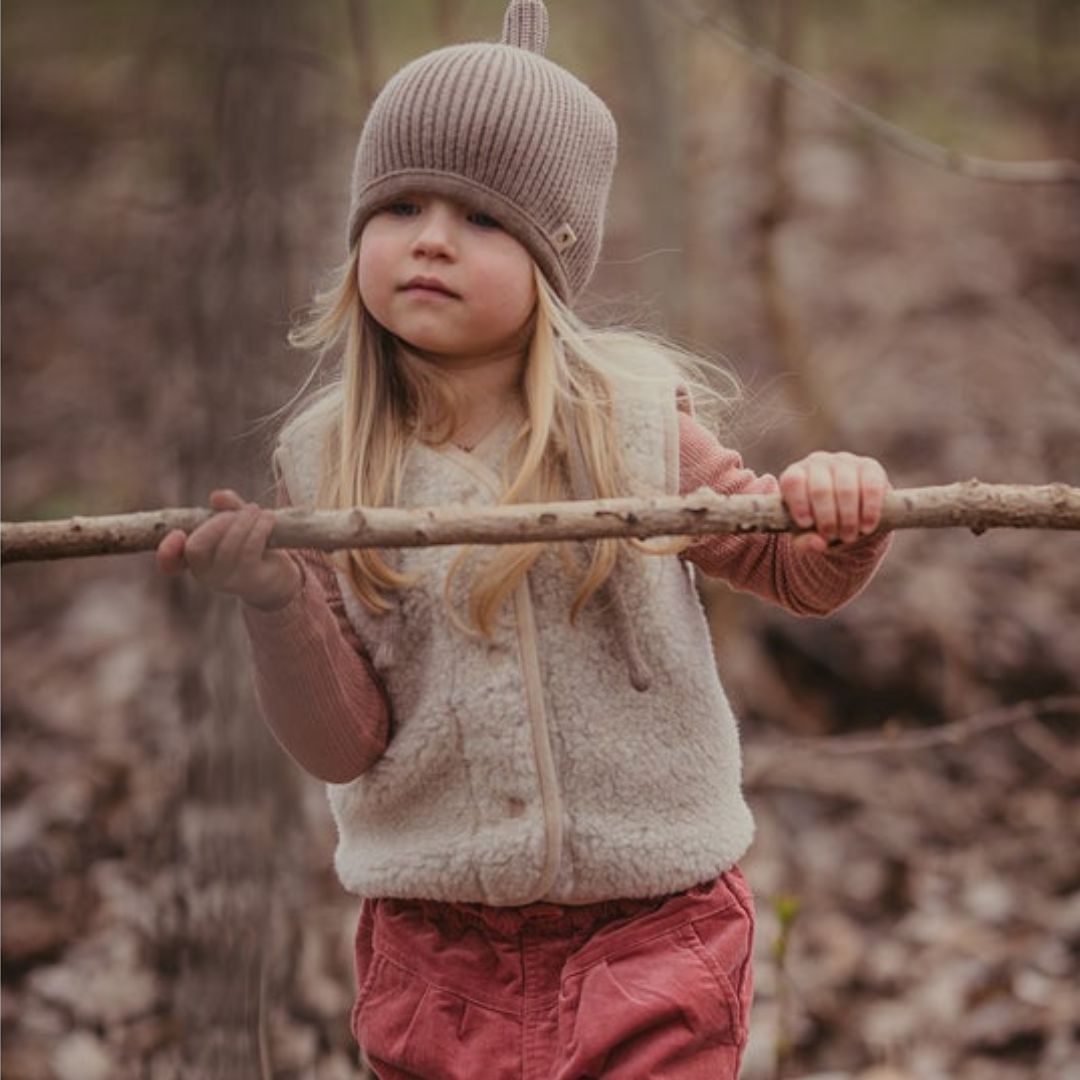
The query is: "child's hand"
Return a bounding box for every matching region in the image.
[155,489,301,611]
[779,451,890,554]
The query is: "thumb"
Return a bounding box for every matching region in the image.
[793,531,827,555]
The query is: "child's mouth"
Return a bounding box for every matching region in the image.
[402,277,459,299]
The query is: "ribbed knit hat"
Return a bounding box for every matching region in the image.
[347,0,617,302]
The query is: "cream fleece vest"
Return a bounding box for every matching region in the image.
[274,382,755,905]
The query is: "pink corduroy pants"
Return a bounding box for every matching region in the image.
[350,867,755,1080]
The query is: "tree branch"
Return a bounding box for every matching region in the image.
[2,481,1079,563]
[744,694,1080,787]
[669,0,1080,185]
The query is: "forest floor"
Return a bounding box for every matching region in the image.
[2,557,1077,1079]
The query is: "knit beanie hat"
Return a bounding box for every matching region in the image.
[346,0,617,302]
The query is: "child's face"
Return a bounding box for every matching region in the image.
[357,194,537,364]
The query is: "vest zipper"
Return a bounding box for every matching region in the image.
[436,442,563,903]
[512,580,563,903]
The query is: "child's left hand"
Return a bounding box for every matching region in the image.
[778,451,890,554]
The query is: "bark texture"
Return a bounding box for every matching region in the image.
[3,482,1079,562]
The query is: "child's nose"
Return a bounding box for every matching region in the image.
[411,203,457,256]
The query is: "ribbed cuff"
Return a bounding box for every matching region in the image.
[787,531,892,610]
[240,554,323,647]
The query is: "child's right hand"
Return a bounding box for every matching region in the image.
[155,489,301,612]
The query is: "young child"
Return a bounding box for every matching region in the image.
[157,2,891,1076]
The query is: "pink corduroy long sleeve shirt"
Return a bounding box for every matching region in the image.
[242,413,889,784]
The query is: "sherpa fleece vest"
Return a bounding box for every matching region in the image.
[274,382,755,906]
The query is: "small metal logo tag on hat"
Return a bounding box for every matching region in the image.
[552,222,578,252]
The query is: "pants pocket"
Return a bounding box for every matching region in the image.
[558,927,743,1079]
[353,953,429,1053]
[354,949,521,1080]
[682,874,756,1044]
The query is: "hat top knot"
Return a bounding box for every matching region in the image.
[349,0,616,301]
[501,0,549,56]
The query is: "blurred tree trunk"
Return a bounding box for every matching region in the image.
[1034,0,1080,157]
[134,1,334,1074]
[607,0,685,329]
[742,0,838,454]
[349,0,380,114]
[437,0,467,44]
[680,1,750,352]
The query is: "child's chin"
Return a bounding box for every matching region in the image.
[395,333,461,363]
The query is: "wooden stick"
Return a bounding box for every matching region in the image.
[2,481,1079,563]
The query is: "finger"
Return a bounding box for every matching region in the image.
[806,459,839,541]
[239,509,277,565]
[779,464,814,529]
[212,505,263,578]
[241,514,287,602]
[228,508,276,579]
[155,530,188,575]
[832,455,861,543]
[858,459,889,534]
[184,511,239,577]
[186,492,247,578]
[209,489,246,511]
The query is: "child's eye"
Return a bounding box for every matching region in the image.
[467,211,502,230]
[384,201,420,217]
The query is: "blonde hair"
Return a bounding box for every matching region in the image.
[284,249,739,637]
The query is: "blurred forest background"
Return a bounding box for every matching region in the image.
[2,1,1079,1077]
